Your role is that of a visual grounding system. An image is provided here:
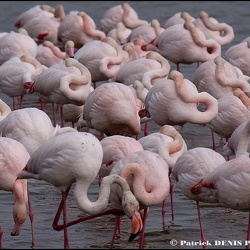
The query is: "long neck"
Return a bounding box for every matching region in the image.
[119,163,169,207]
[74,174,139,218]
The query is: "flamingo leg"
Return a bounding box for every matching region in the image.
[144,122,148,136]
[161,199,166,229]
[169,177,175,223]
[109,215,121,249]
[27,185,35,248]
[62,190,70,249]
[196,201,206,249]
[139,208,149,249]
[52,103,56,127]
[60,106,64,128]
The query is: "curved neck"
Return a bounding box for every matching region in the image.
[199,11,234,43]
[77,11,106,40]
[141,51,170,90]
[74,174,139,218]
[159,125,184,154]
[214,56,250,91]
[169,70,218,123]
[119,163,169,207]
[42,41,65,59]
[99,37,125,78]
[184,21,221,59]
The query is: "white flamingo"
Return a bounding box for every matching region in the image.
[17,131,143,249]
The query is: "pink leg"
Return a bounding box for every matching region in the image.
[27,185,35,248]
[12,97,17,110]
[176,63,180,72]
[161,199,166,229]
[196,201,206,249]
[144,122,148,136]
[139,208,149,249]
[109,215,121,249]
[60,106,64,128]
[52,103,56,127]
[169,177,175,223]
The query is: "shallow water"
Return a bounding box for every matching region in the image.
[0,1,250,249]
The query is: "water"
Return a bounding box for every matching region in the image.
[0,1,250,249]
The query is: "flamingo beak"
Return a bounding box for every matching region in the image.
[128,210,143,242]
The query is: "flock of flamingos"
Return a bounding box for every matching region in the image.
[0,2,250,249]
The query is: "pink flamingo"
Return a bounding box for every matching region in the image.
[74,37,128,88]
[26,58,92,127]
[17,131,143,249]
[224,40,250,76]
[36,40,75,67]
[0,106,76,156]
[193,10,234,46]
[109,149,170,249]
[109,51,171,90]
[138,125,187,226]
[0,137,34,249]
[193,56,250,100]
[141,70,218,127]
[57,11,106,49]
[82,81,141,138]
[0,29,38,65]
[99,2,147,34]
[171,147,226,249]
[191,119,250,249]
[141,12,221,72]
[0,55,47,109]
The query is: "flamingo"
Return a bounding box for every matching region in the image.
[109,149,170,249]
[207,89,250,144]
[109,51,171,90]
[82,81,141,138]
[193,56,250,100]
[0,29,38,65]
[14,4,55,28]
[21,4,65,44]
[16,131,143,249]
[107,22,132,44]
[98,2,147,34]
[141,12,221,72]
[191,119,250,249]
[26,58,92,127]
[74,37,128,88]
[0,55,47,110]
[36,40,75,68]
[126,19,165,44]
[224,40,250,76]
[0,137,34,249]
[138,125,187,226]
[57,11,106,48]
[99,135,144,178]
[171,147,226,249]
[0,107,76,156]
[193,10,234,46]
[141,70,218,127]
